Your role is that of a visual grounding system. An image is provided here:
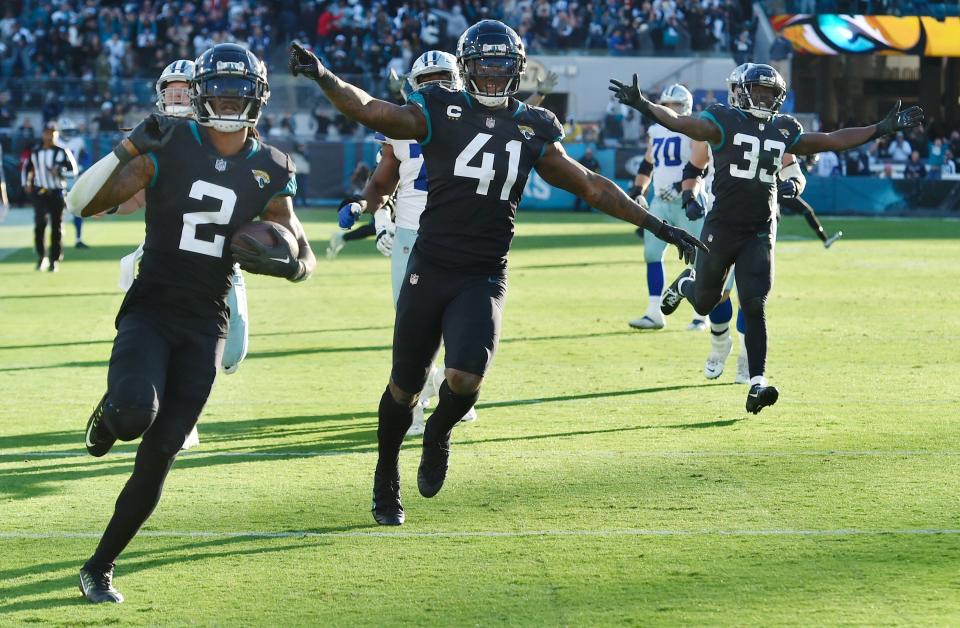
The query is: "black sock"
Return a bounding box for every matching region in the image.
[742,307,768,379]
[679,276,695,300]
[86,445,176,570]
[424,381,479,444]
[376,387,413,476]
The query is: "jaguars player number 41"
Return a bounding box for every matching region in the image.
[610,64,923,414]
[290,21,707,528]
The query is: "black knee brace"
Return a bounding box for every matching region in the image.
[105,376,159,441]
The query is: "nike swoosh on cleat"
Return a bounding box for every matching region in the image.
[749,392,760,398]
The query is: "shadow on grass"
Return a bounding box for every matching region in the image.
[0,527,366,614]
[0,329,640,372]
[0,382,735,499]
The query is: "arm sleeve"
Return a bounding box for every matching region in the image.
[21,153,33,187]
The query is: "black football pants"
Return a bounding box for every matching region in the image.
[32,190,64,262]
[87,305,223,570]
[390,249,507,395]
[684,216,775,379]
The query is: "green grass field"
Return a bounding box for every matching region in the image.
[1,210,958,626]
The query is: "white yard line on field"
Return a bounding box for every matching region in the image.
[0,528,958,541]
[3,449,960,460]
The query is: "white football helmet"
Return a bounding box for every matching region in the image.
[659,84,693,116]
[403,50,461,100]
[725,63,753,107]
[156,59,195,117]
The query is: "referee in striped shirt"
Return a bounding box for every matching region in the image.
[21,121,78,272]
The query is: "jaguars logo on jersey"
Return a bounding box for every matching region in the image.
[251,169,271,188]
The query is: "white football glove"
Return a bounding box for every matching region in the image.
[374,207,396,257]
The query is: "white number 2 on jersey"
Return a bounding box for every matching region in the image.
[454,133,522,201]
[729,133,786,183]
[179,180,236,257]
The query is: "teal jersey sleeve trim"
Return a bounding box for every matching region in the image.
[786,127,803,151]
[188,121,202,145]
[699,111,725,151]
[280,175,297,197]
[246,139,259,159]
[462,91,474,108]
[408,91,432,147]
[513,102,527,118]
[146,152,159,188]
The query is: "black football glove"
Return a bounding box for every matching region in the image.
[608,73,653,115]
[778,179,800,200]
[681,189,706,221]
[627,185,645,202]
[125,113,177,155]
[230,225,300,279]
[289,41,325,82]
[872,99,923,139]
[645,215,707,265]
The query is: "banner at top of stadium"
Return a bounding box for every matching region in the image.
[770,14,960,56]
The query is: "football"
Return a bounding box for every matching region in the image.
[231,221,299,259]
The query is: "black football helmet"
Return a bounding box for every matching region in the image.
[456,20,526,107]
[192,44,270,132]
[736,63,786,120]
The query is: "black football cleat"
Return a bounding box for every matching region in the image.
[746,384,779,414]
[371,471,404,526]
[417,436,451,498]
[79,564,124,604]
[85,393,116,457]
[660,268,692,316]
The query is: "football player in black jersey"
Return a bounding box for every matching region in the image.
[65,44,316,604]
[611,63,922,413]
[290,20,706,526]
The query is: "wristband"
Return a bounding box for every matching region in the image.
[112,143,136,167]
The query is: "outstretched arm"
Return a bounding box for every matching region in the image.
[289,42,427,141]
[609,74,720,144]
[792,100,923,155]
[535,142,706,263]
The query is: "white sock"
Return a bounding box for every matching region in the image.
[710,323,729,336]
[648,295,661,312]
[738,332,747,353]
[749,375,767,388]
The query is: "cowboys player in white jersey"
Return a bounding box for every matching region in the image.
[627,84,708,332]
[90,59,251,449]
[340,51,478,435]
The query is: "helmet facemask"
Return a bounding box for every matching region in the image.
[460,56,524,107]
[193,74,268,132]
[736,81,785,120]
[157,81,192,117]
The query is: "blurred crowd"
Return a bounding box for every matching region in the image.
[0,0,756,112]
[811,122,960,179]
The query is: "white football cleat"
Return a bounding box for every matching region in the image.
[407,404,425,437]
[326,232,346,259]
[734,353,749,384]
[181,426,200,450]
[629,310,665,330]
[687,316,708,332]
[459,406,478,424]
[823,231,843,249]
[704,333,734,380]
